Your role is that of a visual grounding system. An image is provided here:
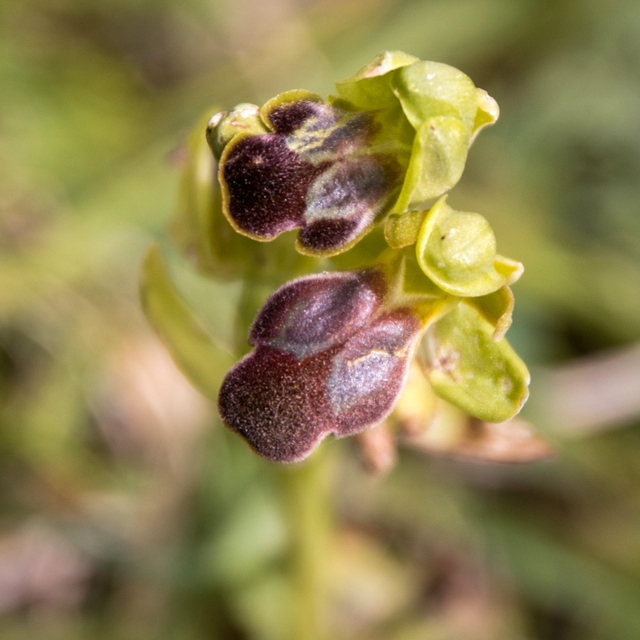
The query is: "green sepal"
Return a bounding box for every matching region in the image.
[416,196,505,297]
[393,117,468,212]
[388,61,499,210]
[140,243,236,400]
[418,302,530,423]
[390,60,478,134]
[170,110,232,277]
[335,50,419,110]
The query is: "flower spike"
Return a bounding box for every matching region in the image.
[145,51,532,465]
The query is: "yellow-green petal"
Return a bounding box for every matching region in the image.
[384,209,428,248]
[494,254,525,285]
[417,303,530,423]
[469,89,499,145]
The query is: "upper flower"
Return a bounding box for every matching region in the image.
[207,51,499,258]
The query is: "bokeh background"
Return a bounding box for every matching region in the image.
[2,0,640,638]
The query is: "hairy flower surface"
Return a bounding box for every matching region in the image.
[214,92,407,256]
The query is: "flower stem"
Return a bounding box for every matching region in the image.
[278,446,332,640]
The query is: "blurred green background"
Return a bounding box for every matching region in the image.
[2,0,640,638]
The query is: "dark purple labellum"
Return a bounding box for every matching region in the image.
[218,270,423,462]
[219,98,404,256]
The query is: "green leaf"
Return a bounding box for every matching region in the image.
[335,50,419,110]
[416,196,505,296]
[418,302,530,423]
[140,243,235,400]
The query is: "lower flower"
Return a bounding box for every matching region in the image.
[218,268,424,462]
[218,253,530,463]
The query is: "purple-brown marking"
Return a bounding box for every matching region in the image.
[251,270,386,359]
[222,134,328,238]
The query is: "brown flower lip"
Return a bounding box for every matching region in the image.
[218,96,403,257]
[218,269,423,462]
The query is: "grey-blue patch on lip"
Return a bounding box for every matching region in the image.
[329,350,397,414]
[304,154,401,224]
[327,310,421,417]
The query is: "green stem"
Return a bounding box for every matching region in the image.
[278,446,332,640]
[235,276,333,639]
